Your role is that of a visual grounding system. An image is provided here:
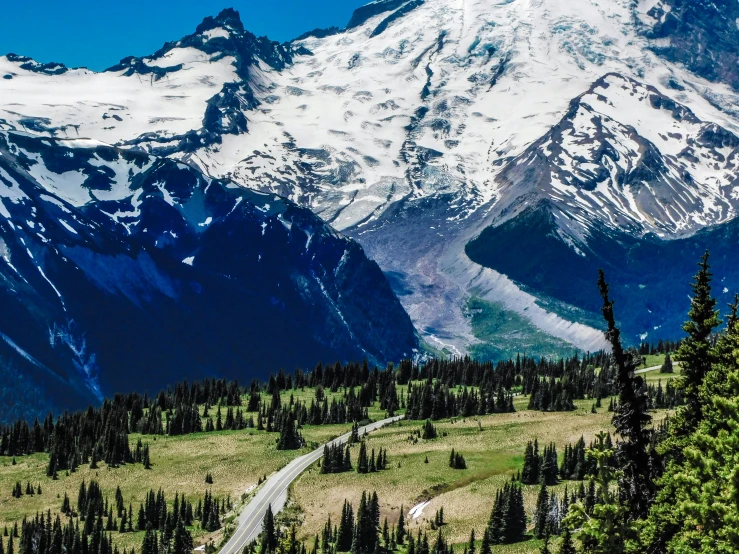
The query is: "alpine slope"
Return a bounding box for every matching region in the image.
[2,0,739,361]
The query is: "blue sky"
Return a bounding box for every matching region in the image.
[1,1,368,71]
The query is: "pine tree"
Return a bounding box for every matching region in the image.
[421,420,437,440]
[463,530,475,554]
[487,490,505,545]
[143,445,151,469]
[486,480,526,545]
[479,530,491,554]
[533,482,549,539]
[521,439,541,485]
[277,415,303,450]
[641,293,739,552]
[598,269,653,518]
[540,443,558,486]
[172,516,193,554]
[357,441,369,474]
[505,482,527,543]
[61,492,71,515]
[675,251,720,429]
[396,506,405,544]
[344,446,352,472]
[660,353,673,374]
[261,504,277,551]
[337,500,354,551]
[352,491,379,554]
[564,432,631,554]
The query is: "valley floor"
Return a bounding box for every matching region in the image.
[0,361,677,554]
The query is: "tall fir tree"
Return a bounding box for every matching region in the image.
[675,251,720,431]
[396,506,405,544]
[598,269,654,519]
[533,482,549,539]
[261,504,277,552]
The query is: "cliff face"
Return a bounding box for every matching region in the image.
[0,130,417,411]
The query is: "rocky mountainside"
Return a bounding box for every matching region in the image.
[2,0,738,358]
[644,0,739,92]
[0,130,417,412]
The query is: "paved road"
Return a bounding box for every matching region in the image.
[635,361,679,375]
[219,415,404,554]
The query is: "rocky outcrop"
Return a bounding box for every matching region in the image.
[645,0,739,91]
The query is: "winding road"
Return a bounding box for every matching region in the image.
[219,415,404,554]
[218,360,674,552]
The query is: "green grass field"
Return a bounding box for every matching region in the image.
[0,371,681,554]
[288,398,668,552]
[638,353,669,369]
[0,386,374,550]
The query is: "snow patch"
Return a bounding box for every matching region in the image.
[408,501,431,520]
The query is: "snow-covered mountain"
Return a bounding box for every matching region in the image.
[0,130,417,410]
[2,0,738,358]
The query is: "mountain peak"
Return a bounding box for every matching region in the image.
[195,7,244,35]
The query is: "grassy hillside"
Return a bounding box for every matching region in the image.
[0,367,680,554]
[0,385,368,550]
[289,395,675,553]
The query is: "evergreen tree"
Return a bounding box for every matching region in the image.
[344,446,353,472]
[449,449,467,469]
[421,420,437,440]
[486,480,526,545]
[352,491,379,554]
[479,530,491,554]
[660,353,673,374]
[277,415,303,450]
[261,504,277,552]
[564,432,634,554]
[675,251,720,430]
[172,517,193,554]
[540,443,558,486]
[643,293,739,552]
[533,482,549,539]
[598,270,654,518]
[396,506,405,544]
[337,500,354,551]
[505,482,527,543]
[357,442,369,474]
[521,439,541,485]
[463,530,475,554]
